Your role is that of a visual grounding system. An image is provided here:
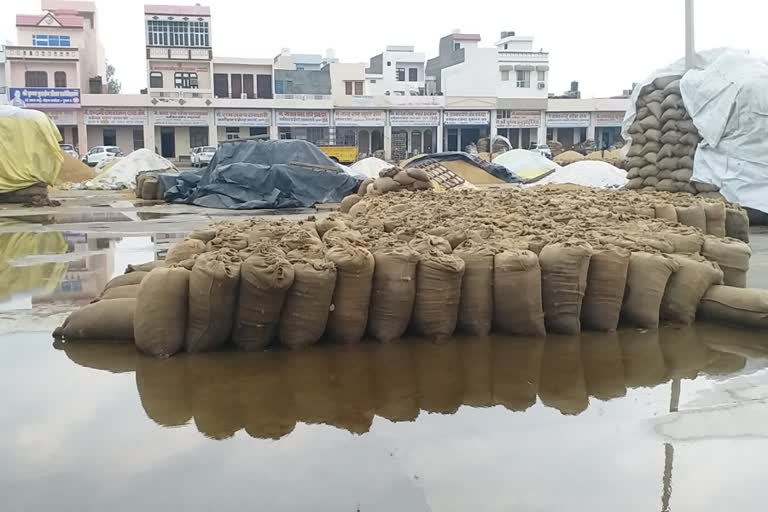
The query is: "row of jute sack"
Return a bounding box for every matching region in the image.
[53,229,763,358]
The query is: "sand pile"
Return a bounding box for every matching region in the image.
[56,154,95,184]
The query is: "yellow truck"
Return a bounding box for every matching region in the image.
[318,144,358,164]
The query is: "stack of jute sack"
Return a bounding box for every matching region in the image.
[53,187,764,357]
[624,75,718,196]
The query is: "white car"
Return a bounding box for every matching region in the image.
[191,146,217,167]
[59,144,78,159]
[82,146,122,166]
[531,144,553,160]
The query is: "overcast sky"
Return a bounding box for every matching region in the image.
[3,0,767,97]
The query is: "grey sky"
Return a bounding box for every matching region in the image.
[3,0,767,97]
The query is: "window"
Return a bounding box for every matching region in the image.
[174,72,198,89]
[396,68,405,82]
[275,80,284,94]
[32,34,71,47]
[256,74,272,99]
[243,74,255,99]
[25,71,48,87]
[408,68,418,82]
[103,128,117,146]
[230,74,242,98]
[213,73,229,98]
[504,43,508,50]
[189,21,209,47]
[189,127,208,148]
[345,81,353,95]
[501,70,510,81]
[386,61,391,66]
[354,81,363,95]
[369,79,377,84]
[170,22,188,46]
[147,20,209,47]
[454,42,461,50]
[249,127,267,137]
[149,72,163,88]
[537,70,547,83]
[54,71,67,88]
[516,70,531,88]
[225,127,240,140]
[133,128,144,150]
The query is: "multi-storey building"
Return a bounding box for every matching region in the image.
[4,2,629,161]
[0,43,7,105]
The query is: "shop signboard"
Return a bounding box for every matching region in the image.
[594,111,626,127]
[444,110,490,126]
[334,110,386,127]
[215,109,272,127]
[84,108,146,126]
[45,110,78,125]
[276,110,330,127]
[390,110,440,127]
[151,109,209,126]
[8,87,80,108]
[546,112,591,128]
[496,110,541,129]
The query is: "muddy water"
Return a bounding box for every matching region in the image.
[2,217,768,511]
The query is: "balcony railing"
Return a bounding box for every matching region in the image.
[5,45,79,61]
[498,51,549,62]
[149,88,213,100]
[274,94,333,101]
[147,47,211,60]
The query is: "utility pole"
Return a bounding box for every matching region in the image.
[685,0,696,69]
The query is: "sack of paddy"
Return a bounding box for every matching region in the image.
[411,251,465,339]
[125,260,165,274]
[639,116,661,130]
[99,284,140,300]
[189,228,218,243]
[628,156,647,169]
[165,238,207,265]
[658,157,679,171]
[662,226,704,254]
[134,267,190,357]
[185,251,241,353]
[358,178,374,196]
[622,252,680,329]
[656,179,676,192]
[660,255,723,325]
[141,177,159,200]
[493,249,545,336]
[57,298,136,341]
[406,167,430,182]
[703,202,726,238]
[279,258,337,349]
[661,108,686,123]
[725,207,750,243]
[453,240,495,336]
[375,177,401,194]
[675,204,706,231]
[325,241,375,343]
[232,246,294,351]
[339,194,361,214]
[539,241,593,335]
[368,245,420,342]
[581,245,630,332]
[104,271,148,291]
[698,286,768,329]
[701,237,751,288]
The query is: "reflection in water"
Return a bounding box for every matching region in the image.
[59,326,764,440]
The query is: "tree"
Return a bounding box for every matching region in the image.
[106,61,121,94]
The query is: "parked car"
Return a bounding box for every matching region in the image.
[191,146,217,167]
[531,143,553,160]
[82,146,123,166]
[59,143,79,159]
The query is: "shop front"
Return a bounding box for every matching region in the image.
[44,109,79,148]
[215,109,272,142]
[276,110,330,144]
[496,110,541,149]
[443,110,490,152]
[593,111,625,148]
[151,109,210,160]
[334,110,386,157]
[389,110,440,161]
[546,112,590,149]
[84,108,147,155]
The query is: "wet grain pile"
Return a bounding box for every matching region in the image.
[54,187,765,357]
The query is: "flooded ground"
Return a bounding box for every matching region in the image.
[2,192,768,511]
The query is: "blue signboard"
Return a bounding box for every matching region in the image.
[8,87,81,108]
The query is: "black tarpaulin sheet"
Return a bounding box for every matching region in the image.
[403,152,522,183]
[165,140,360,209]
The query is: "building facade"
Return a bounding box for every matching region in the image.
[5,2,629,161]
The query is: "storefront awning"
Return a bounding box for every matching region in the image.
[515,65,534,71]
[536,65,550,71]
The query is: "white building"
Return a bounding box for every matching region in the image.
[365,46,425,97]
[0,43,7,105]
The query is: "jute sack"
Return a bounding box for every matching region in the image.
[698,286,768,329]
[493,250,545,336]
[125,261,165,274]
[315,216,348,238]
[166,239,207,265]
[104,271,147,291]
[185,251,241,353]
[58,298,136,341]
[279,259,337,349]
[675,205,707,232]
[655,204,678,222]
[454,241,495,336]
[325,242,375,343]
[703,202,726,238]
[99,284,140,300]
[232,247,294,351]
[134,267,190,357]
[368,246,419,342]
[701,237,751,288]
[725,208,750,243]
[409,233,452,254]
[539,241,593,335]
[661,255,723,325]
[411,252,465,339]
[662,227,704,254]
[581,246,630,331]
[340,194,361,214]
[622,252,680,329]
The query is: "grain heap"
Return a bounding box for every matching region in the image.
[54,187,763,357]
[625,75,717,196]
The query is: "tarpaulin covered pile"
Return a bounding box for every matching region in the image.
[404,152,522,184]
[0,106,62,193]
[165,140,360,209]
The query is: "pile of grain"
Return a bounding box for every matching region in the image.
[56,154,95,184]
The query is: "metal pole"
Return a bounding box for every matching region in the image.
[685,0,696,70]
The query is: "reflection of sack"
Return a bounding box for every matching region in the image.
[279,260,336,349]
[135,267,190,357]
[493,250,545,336]
[412,253,465,339]
[368,246,419,342]
[581,246,630,331]
[59,298,136,341]
[540,242,593,335]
